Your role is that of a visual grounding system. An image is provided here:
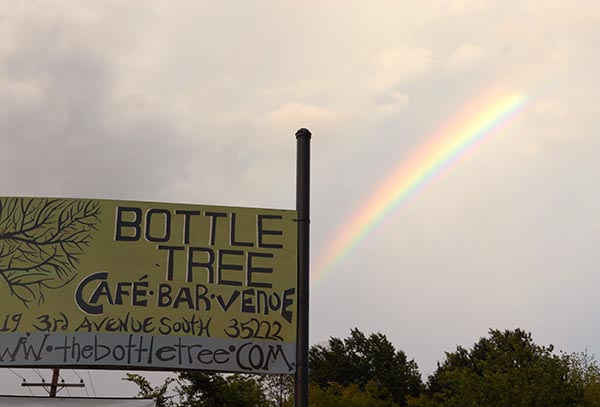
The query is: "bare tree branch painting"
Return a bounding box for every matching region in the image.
[0,198,101,307]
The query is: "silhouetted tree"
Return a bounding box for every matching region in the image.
[309,328,423,406]
[425,328,581,407]
[126,372,271,407]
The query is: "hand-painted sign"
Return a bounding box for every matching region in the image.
[0,197,297,374]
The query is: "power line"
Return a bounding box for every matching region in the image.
[59,372,71,397]
[7,368,26,381]
[72,370,90,397]
[87,370,97,397]
[72,370,84,381]
[32,369,45,381]
[22,368,85,397]
[7,369,33,396]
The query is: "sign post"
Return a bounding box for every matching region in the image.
[294,128,311,407]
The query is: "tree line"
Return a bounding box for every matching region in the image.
[126,327,600,407]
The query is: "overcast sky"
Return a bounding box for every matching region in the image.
[2,0,600,398]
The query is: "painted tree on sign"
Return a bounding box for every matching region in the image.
[0,197,101,306]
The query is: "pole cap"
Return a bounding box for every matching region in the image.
[295,128,312,139]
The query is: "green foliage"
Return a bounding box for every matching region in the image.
[405,394,440,407]
[125,327,600,407]
[565,350,600,407]
[309,328,423,406]
[0,198,101,306]
[566,350,600,388]
[582,382,600,407]
[426,328,582,407]
[309,381,400,407]
[258,374,294,407]
[126,372,271,407]
[124,373,176,407]
[175,372,268,407]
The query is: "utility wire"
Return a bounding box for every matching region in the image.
[32,368,46,395]
[72,369,84,381]
[87,370,97,397]
[7,368,33,396]
[7,368,26,380]
[32,368,45,381]
[73,370,90,397]
[59,372,70,397]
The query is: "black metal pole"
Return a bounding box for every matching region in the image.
[295,128,311,407]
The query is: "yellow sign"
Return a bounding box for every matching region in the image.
[0,197,297,374]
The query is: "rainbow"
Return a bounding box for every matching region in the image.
[314,89,529,283]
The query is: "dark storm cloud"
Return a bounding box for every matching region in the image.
[0,9,222,202]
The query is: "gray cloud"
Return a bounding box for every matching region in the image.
[1,0,600,396]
